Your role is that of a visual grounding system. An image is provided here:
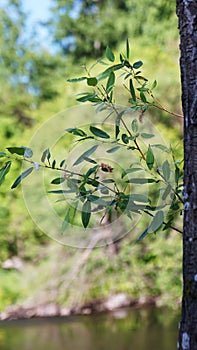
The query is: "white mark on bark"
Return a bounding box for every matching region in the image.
[184,202,190,210]
[182,332,190,349]
[182,188,189,200]
[177,341,179,349]
[189,237,193,242]
[194,274,197,282]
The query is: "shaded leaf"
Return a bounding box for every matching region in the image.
[146,146,154,170]
[127,178,156,184]
[162,160,170,181]
[7,147,25,156]
[89,126,110,139]
[106,72,115,92]
[0,152,6,157]
[11,167,34,189]
[67,77,87,82]
[73,145,98,166]
[106,146,120,153]
[41,148,50,163]
[141,133,155,139]
[136,227,150,242]
[131,119,138,133]
[87,77,98,86]
[129,79,136,102]
[122,134,129,144]
[126,38,130,59]
[66,128,87,137]
[133,61,143,69]
[51,177,65,184]
[82,200,91,228]
[0,161,11,186]
[149,210,164,232]
[129,194,149,203]
[96,63,123,81]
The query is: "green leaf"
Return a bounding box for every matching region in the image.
[51,177,65,184]
[77,93,101,103]
[146,146,154,170]
[41,148,50,163]
[87,77,98,86]
[133,61,143,69]
[96,63,123,81]
[0,161,11,186]
[131,118,138,133]
[136,227,150,242]
[129,79,136,102]
[151,144,170,153]
[151,80,157,90]
[140,91,147,103]
[7,147,25,156]
[127,178,156,184]
[48,189,75,194]
[106,46,115,62]
[0,152,6,157]
[11,167,34,189]
[162,160,170,181]
[129,194,148,203]
[126,38,130,59]
[82,200,91,228]
[67,77,87,83]
[66,128,87,137]
[73,145,98,166]
[106,145,120,153]
[89,126,110,139]
[84,165,99,178]
[60,159,66,167]
[141,133,155,139]
[122,168,142,178]
[162,184,171,200]
[106,72,115,92]
[149,210,164,232]
[122,134,129,144]
[87,195,107,207]
[52,160,56,169]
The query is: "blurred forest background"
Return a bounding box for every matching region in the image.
[0,0,183,313]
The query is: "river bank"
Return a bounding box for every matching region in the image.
[0,293,159,321]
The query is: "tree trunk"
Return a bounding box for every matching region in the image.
[176,1,197,349]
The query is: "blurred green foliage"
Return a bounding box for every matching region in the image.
[0,0,183,312]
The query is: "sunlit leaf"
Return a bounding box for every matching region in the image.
[106,46,115,62]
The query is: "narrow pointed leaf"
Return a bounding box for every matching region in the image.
[0,161,11,185]
[162,160,171,181]
[106,46,115,62]
[73,145,98,166]
[129,79,136,102]
[51,177,65,184]
[82,200,91,228]
[67,77,87,83]
[89,126,110,139]
[146,146,154,170]
[66,128,87,137]
[149,210,164,232]
[11,167,34,189]
[126,38,130,59]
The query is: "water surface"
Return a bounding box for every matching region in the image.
[0,308,179,350]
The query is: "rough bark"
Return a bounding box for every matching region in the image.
[176,1,197,349]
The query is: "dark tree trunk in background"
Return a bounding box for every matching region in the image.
[176,1,197,349]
